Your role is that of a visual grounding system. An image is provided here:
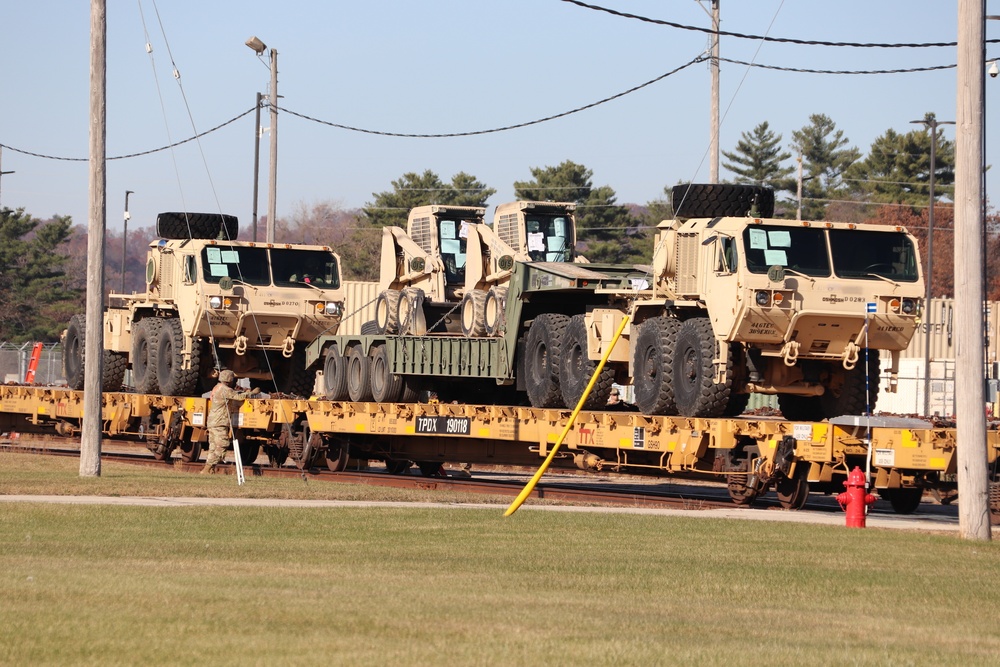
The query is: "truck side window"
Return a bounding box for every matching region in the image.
[717,237,737,273]
[183,255,197,284]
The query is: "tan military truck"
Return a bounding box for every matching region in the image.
[63,212,345,396]
[585,184,925,420]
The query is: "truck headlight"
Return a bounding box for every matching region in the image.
[755,291,770,307]
[901,298,916,314]
[324,301,342,316]
[209,296,223,309]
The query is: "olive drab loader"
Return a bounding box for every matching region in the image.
[63,212,346,396]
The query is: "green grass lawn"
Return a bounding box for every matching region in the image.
[2,454,1000,666]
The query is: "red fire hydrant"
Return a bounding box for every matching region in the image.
[836,466,876,528]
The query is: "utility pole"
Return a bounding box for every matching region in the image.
[954,0,991,540]
[121,190,133,293]
[910,117,954,417]
[81,0,107,478]
[267,47,278,244]
[709,0,720,183]
[0,146,15,208]
[796,152,803,221]
[252,92,262,243]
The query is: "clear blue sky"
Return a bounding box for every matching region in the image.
[1,1,996,233]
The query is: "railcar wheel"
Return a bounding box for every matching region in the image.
[819,351,880,419]
[347,345,373,402]
[180,439,203,463]
[156,319,200,396]
[384,458,412,475]
[725,444,760,506]
[370,344,403,403]
[418,462,444,477]
[323,343,350,400]
[325,438,350,472]
[777,394,824,422]
[375,290,402,334]
[632,316,679,415]
[882,487,923,515]
[460,289,489,337]
[559,314,614,410]
[524,313,570,408]
[237,437,260,465]
[776,473,810,510]
[131,318,163,394]
[672,318,731,418]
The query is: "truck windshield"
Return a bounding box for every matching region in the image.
[742,226,831,277]
[271,248,341,288]
[526,215,573,262]
[829,229,919,281]
[201,246,270,285]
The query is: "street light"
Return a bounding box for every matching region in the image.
[121,190,133,293]
[245,35,278,244]
[910,117,955,416]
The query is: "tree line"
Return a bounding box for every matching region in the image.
[2,111,999,342]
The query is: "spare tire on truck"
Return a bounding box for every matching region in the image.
[156,212,239,240]
[671,184,775,220]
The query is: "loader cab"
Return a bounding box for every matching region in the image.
[493,201,578,262]
[525,214,573,262]
[438,218,470,285]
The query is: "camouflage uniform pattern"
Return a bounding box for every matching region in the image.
[204,382,256,466]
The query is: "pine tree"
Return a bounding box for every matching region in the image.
[790,114,861,220]
[722,121,794,193]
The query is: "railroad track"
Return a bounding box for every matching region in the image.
[4,436,964,525]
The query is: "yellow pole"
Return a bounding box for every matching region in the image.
[504,314,630,516]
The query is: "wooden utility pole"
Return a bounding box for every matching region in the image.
[954,0,991,539]
[709,0,720,183]
[80,0,106,478]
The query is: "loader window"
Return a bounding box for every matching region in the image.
[526,215,573,262]
[439,219,468,284]
[742,226,831,277]
[829,230,919,282]
[271,248,341,288]
[201,245,269,285]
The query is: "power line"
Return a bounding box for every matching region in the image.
[560,0,1000,48]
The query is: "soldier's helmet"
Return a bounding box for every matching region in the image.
[218,369,236,384]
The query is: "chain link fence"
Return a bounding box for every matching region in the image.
[0,342,66,386]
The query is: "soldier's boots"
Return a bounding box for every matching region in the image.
[200,463,216,475]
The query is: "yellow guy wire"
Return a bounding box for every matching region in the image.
[504,314,631,517]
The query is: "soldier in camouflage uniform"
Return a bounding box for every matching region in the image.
[201,369,259,473]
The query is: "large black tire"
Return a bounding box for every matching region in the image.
[63,314,87,390]
[881,487,923,515]
[559,314,614,410]
[102,351,127,392]
[374,290,401,335]
[323,343,350,400]
[131,318,163,394]
[156,319,200,396]
[156,212,239,240]
[460,289,489,337]
[777,394,824,422]
[359,320,380,336]
[819,351,881,419]
[347,345,373,402]
[632,316,679,415]
[672,318,732,418]
[274,345,317,397]
[370,344,403,403]
[484,286,507,337]
[671,184,775,219]
[524,313,570,408]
